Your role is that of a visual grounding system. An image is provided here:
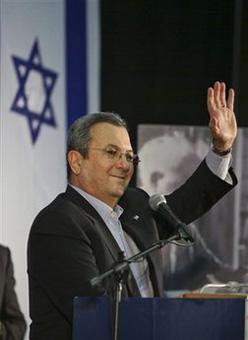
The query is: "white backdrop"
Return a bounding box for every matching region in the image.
[0,1,66,337]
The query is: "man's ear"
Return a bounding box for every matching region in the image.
[67,150,83,175]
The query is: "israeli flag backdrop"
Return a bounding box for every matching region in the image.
[0,0,100,336]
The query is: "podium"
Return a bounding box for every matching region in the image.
[73,296,246,340]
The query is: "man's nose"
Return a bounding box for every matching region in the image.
[115,154,130,169]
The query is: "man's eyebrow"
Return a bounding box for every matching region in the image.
[106,144,134,153]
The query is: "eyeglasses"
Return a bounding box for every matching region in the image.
[86,147,140,166]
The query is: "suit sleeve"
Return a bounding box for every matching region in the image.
[1,247,27,340]
[166,160,237,224]
[28,210,106,325]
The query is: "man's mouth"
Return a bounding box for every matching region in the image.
[111,175,126,180]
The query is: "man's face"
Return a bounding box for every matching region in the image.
[70,122,134,207]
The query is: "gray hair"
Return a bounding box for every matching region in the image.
[67,112,128,177]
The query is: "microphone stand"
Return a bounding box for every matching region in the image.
[90,230,193,340]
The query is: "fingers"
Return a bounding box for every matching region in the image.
[208,81,235,112]
[214,81,227,107]
[214,81,221,108]
[227,88,235,112]
[220,82,226,107]
[207,87,215,115]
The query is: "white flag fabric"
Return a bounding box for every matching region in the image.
[0,1,100,337]
[0,0,66,333]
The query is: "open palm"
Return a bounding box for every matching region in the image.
[207,81,237,151]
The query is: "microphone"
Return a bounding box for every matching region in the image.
[149,194,194,242]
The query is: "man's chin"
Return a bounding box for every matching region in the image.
[111,186,127,198]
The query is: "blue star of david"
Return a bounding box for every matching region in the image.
[11,38,58,144]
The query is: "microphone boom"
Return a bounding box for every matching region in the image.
[149,194,194,242]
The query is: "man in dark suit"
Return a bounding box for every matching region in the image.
[0,245,26,340]
[28,81,238,339]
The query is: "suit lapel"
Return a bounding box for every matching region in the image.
[65,185,121,262]
[119,200,163,297]
[65,186,141,296]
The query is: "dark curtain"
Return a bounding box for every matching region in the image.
[101,0,247,152]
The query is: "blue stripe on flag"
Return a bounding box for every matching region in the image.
[66,0,88,128]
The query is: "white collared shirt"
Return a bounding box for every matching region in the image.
[70,185,154,297]
[206,149,232,183]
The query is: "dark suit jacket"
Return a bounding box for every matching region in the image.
[0,245,26,340]
[27,161,237,340]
